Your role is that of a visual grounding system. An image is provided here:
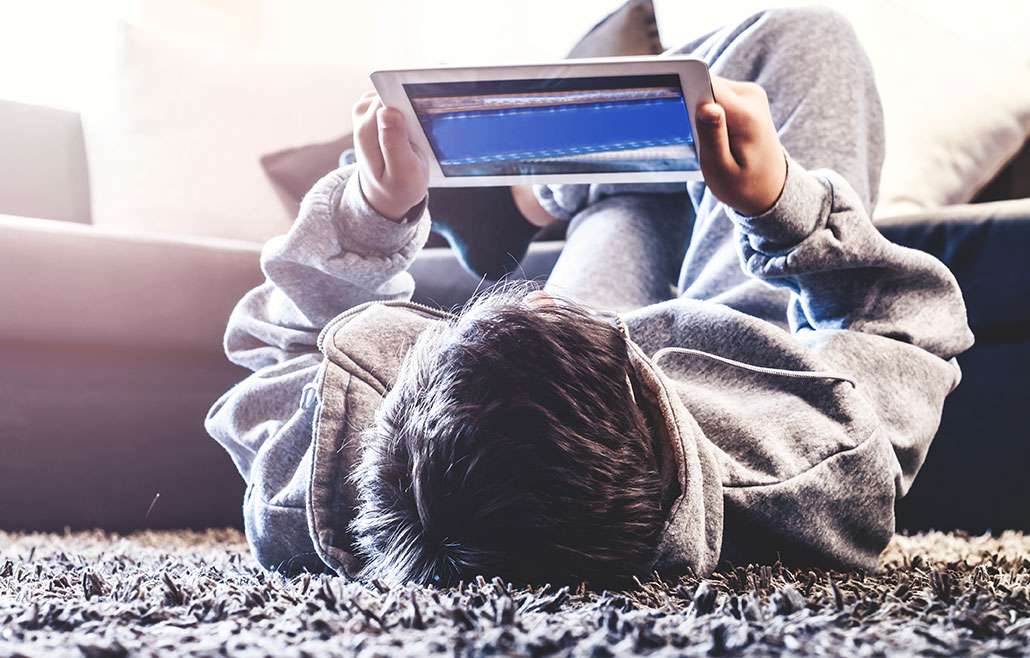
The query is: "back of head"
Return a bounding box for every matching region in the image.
[350,288,664,586]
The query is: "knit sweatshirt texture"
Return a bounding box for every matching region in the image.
[206,160,973,578]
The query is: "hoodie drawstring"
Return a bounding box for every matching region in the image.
[651,346,857,388]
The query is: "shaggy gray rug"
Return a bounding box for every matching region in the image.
[1,529,1028,657]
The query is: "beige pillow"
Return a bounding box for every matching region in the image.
[86,23,368,243]
[655,0,1030,217]
[847,1,1030,217]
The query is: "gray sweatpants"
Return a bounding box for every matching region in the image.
[544,7,885,324]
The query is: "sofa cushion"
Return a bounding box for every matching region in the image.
[876,199,1030,334]
[0,214,263,352]
[261,134,355,218]
[86,22,368,243]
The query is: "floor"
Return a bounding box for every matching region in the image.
[1,528,1028,656]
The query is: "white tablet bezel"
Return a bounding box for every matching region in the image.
[370,56,713,187]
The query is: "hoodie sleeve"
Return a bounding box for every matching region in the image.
[223,166,430,374]
[695,157,975,572]
[731,155,975,497]
[204,166,430,573]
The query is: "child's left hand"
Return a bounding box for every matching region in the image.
[352,91,429,222]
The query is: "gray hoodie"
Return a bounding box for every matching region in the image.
[206,160,973,579]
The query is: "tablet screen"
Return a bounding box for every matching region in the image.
[403,74,698,178]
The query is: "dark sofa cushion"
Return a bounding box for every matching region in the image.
[260,133,354,214]
[876,199,1030,335]
[565,0,662,59]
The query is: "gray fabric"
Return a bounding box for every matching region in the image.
[206,169,430,572]
[206,8,973,577]
[540,8,967,571]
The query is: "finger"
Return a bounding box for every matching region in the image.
[376,106,418,178]
[712,78,770,141]
[709,76,737,107]
[353,90,380,118]
[353,96,375,118]
[694,102,738,174]
[719,77,760,95]
[709,79,752,132]
[355,97,385,176]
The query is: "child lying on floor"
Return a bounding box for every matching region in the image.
[206,7,973,585]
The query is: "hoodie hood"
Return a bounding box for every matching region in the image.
[306,302,725,579]
[626,340,724,576]
[308,302,448,577]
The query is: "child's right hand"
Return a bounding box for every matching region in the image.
[353,91,429,222]
[694,77,787,218]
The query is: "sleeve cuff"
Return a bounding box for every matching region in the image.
[728,155,832,253]
[532,183,588,221]
[334,169,429,254]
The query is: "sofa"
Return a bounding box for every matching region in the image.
[1,1,1028,536]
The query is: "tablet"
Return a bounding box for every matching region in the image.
[370,56,713,187]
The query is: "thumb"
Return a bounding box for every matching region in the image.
[377,107,417,176]
[694,103,738,177]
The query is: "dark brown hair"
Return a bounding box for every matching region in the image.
[349,287,664,586]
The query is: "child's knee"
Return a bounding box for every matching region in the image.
[757,6,863,55]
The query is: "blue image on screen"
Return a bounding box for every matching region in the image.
[404,74,697,177]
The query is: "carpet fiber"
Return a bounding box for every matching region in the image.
[1,529,1028,657]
